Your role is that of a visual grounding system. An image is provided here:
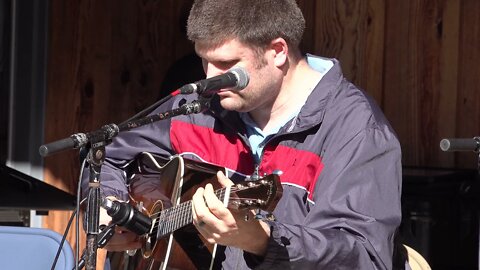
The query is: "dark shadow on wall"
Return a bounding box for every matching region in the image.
[158,1,204,99]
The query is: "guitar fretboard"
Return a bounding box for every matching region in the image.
[154,187,227,238]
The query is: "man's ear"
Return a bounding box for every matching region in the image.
[270,38,288,67]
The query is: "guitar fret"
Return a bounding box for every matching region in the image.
[215,188,226,202]
[174,202,183,230]
[182,201,191,228]
[175,204,182,231]
[170,207,175,234]
[157,210,164,236]
[161,211,168,235]
[160,207,170,236]
[166,207,174,234]
[184,203,190,227]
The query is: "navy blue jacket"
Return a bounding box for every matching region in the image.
[82,57,402,269]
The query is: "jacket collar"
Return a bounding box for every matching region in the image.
[291,56,344,131]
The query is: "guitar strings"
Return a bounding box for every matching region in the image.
[147,183,268,223]
[147,186,262,237]
[144,183,270,238]
[147,188,227,237]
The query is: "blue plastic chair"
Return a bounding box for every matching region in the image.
[0,225,74,270]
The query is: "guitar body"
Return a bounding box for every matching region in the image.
[114,153,226,270]
[108,152,283,270]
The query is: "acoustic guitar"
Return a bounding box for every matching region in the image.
[110,152,283,270]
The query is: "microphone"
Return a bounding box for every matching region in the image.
[102,199,152,235]
[179,66,249,96]
[440,137,480,152]
[39,123,119,157]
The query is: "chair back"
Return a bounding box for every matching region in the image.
[404,244,431,270]
[0,225,74,270]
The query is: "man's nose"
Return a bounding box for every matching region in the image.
[204,63,228,78]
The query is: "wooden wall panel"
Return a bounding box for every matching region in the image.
[44,0,195,268]
[383,0,462,167]
[437,0,461,168]
[311,0,385,103]
[455,0,480,168]
[45,1,117,266]
[305,0,478,169]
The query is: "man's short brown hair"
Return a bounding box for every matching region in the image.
[187,0,305,51]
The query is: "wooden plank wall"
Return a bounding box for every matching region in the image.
[42,0,480,267]
[44,0,196,266]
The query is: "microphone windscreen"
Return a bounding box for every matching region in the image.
[229,66,249,90]
[440,138,480,152]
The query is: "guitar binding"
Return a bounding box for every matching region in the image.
[141,200,163,259]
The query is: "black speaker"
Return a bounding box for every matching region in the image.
[400,167,479,270]
[0,209,29,227]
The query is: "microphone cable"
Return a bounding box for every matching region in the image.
[120,90,181,125]
[50,157,87,270]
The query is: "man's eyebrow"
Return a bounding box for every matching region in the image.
[198,54,239,64]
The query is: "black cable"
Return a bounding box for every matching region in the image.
[50,158,87,270]
[75,158,87,270]
[120,93,176,125]
[50,207,76,270]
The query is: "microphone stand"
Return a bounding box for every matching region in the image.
[76,225,115,270]
[39,97,211,270]
[84,131,107,270]
[440,136,480,269]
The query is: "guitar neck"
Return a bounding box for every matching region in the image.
[156,187,227,238]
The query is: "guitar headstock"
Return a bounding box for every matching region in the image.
[227,173,283,213]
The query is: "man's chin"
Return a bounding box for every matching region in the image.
[219,97,247,112]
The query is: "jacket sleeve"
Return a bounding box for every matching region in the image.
[254,126,402,269]
[80,100,177,201]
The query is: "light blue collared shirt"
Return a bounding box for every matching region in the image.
[240,55,333,163]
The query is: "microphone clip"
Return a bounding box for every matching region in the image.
[178,97,211,115]
[102,198,153,236]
